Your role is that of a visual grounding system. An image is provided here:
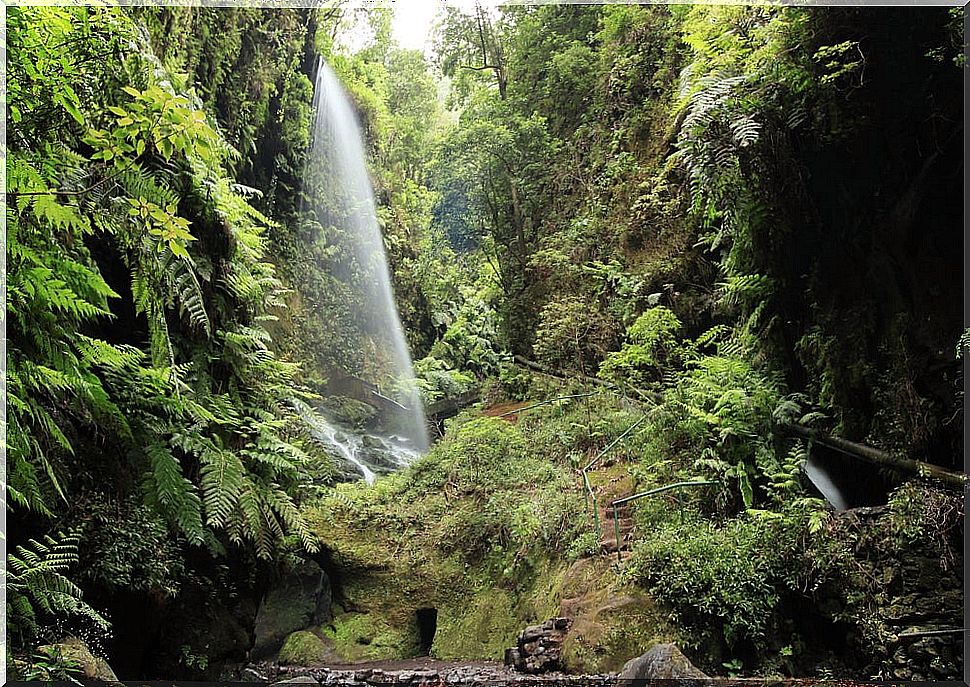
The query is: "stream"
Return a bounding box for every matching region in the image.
[293,399,421,484]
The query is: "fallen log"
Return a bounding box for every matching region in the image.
[778,422,967,489]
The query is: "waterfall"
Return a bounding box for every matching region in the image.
[304,58,429,456]
[292,400,419,485]
[803,453,850,511]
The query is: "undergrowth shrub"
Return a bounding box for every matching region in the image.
[624,503,843,651]
[667,354,783,506]
[314,415,587,577]
[599,306,685,388]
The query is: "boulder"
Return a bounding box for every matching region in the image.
[252,560,332,659]
[278,631,335,666]
[504,617,570,674]
[617,643,710,685]
[47,636,119,682]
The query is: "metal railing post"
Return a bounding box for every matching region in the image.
[608,480,720,565]
[613,503,621,564]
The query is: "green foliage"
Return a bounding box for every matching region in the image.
[599,306,684,388]
[413,356,475,406]
[11,644,86,684]
[314,414,586,580]
[668,355,782,506]
[624,502,841,650]
[6,5,320,654]
[533,296,618,376]
[7,533,109,644]
[882,482,962,561]
[77,493,185,598]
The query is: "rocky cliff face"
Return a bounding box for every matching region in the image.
[825,504,963,681]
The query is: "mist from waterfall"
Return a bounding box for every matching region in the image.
[305,58,429,455]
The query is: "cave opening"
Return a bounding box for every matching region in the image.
[415,608,437,655]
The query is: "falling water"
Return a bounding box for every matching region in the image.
[803,453,849,511]
[305,58,429,456]
[292,400,419,485]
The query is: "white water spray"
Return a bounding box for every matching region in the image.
[293,400,420,484]
[803,454,849,511]
[305,58,429,456]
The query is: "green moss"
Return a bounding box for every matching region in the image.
[323,611,414,662]
[318,396,377,428]
[557,558,678,674]
[433,589,521,660]
[304,410,677,669]
[278,631,332,666]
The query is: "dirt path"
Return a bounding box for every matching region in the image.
[482,400,532,423]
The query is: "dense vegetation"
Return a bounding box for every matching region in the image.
[6,3,964,682]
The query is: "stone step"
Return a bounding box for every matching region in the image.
[598,537,633,554]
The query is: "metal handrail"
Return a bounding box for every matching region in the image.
[582,470,600,537]
[581,414,650,472]
[578,405,666,538]
[609,480,720,563]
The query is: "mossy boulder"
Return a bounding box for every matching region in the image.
[252,560,332,659]
[558,558,678,673]
[323,610,414,662]
[46,636,118,682]
[278,631,334,666]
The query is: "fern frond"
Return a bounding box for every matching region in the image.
[143,441,204,544]
[198,445,245,528]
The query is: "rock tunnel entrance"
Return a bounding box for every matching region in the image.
[415,608,437,655]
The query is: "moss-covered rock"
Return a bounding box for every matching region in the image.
[317,396,377,428]
[278,631,334,666]
[252,560,332,659]
[304,412,678,670]
[323,611,414,662]
[433,589,521,660]
[557,558,677,673]
[45,637,118,682]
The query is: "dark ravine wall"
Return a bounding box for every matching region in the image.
[773,8,964,465]
[815,504,963,681]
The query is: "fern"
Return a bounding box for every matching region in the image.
[143,441,205,544]
[7,533,109,641]
[169,257,211,336]
[198,445,246,529]
[7,12,322,649]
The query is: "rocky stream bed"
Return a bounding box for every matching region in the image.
[235,659,879,687]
